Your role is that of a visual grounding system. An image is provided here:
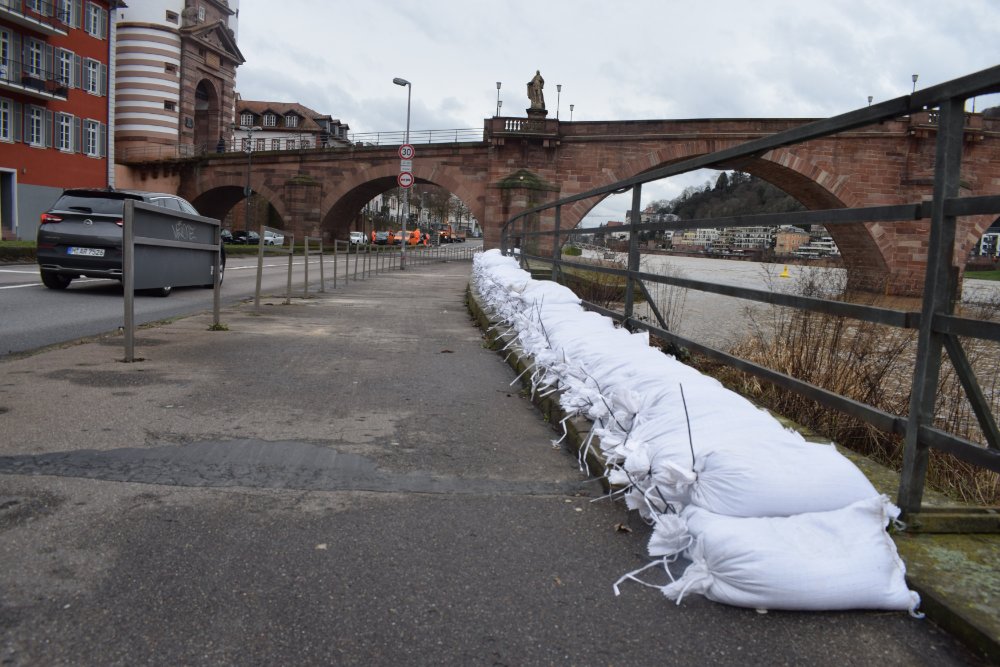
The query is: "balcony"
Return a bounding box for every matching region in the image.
[0,58,69,101]
[0,0,68,36]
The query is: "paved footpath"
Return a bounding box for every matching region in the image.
[0,260,986,665]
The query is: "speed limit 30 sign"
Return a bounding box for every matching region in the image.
[398,144,415,160]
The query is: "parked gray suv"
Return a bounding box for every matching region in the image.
[36,189,224,296]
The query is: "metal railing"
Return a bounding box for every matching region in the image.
[115,128,487,164]
[0,0,66,32]
[0,56,69,98]
[253,226,294,310]
[303,236,324,297]
[347,128,484,146]
[501,65,1000,517]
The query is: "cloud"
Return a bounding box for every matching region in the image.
[234,0,1000,221]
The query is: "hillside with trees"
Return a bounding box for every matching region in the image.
[649,171,805,219]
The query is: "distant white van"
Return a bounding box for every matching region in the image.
[349,231,367,245]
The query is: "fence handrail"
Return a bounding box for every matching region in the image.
[501,64,1000,515]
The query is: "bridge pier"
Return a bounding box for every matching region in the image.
[283,174,324,239]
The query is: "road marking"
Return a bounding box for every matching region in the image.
[0,277,109,290]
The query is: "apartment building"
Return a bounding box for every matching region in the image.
[0,0,120,239]
[232,99,350,151]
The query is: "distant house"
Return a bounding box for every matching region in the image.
[233,99,350,151]
[977,229,999,257]
[673,228,719,251]
[774,226,811,255]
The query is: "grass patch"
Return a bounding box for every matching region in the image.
[966,269,1000,282]
[0,241,36,263]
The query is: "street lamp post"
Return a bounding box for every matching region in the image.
[235,124,261,235]
[569,104,574,122]
[496,81,501,116]
[393,76,411,270]
[911,74,918,94]
[556,84,562,119]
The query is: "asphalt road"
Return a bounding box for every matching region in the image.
[0,251,381,357]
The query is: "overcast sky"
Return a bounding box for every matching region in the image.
[233,0,1000,222]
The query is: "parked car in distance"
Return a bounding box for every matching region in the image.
[264,230,285,246]
[349,231,367,245]
[232,230,260,245]
[36,188,225,296]
[374,230,390,245]
[220,228,234,244]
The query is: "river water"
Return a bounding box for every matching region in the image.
[582,251,1000,350]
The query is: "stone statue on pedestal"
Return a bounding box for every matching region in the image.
[527,70,545,111]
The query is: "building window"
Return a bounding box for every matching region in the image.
[255,137,265,151]
[84,59,100,95]
[284,114,298,128]
[57,49,73,87]
[84,119,100,156]
[28,106,44,146]
[270,138,280,150]
[165,10,179,23]
[263,113,276,127]
[0,29,9,82]
[26,39,44,78]
[164,100,176,111]
[286,139,295,150]
[56,113,73,151]
[240,112,254,127]
[85,2,107,38]
[57,0,77,26]
[301,139,310,149]
[0,99,11,142]
[241,137,250,151]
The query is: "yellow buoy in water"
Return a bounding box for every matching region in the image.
[779,265,791,278]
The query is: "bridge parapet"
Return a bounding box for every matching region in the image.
[486,117,560,146]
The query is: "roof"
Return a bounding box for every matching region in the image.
[236,100,348,133]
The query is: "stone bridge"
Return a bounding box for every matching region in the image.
[153,113,1000,295]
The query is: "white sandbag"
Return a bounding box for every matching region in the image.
[662,496,920,614]
[648,438,877,517]
[518,280,581,306]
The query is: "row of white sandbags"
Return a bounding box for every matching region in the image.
[471,250,919,615]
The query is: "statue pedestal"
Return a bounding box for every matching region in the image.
[526,108,548,119]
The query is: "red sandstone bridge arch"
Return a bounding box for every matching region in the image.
[187,171,290,229]
[318,160,487,239]
[174,112,1000,294]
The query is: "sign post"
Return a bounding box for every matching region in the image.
[398,143,415,268]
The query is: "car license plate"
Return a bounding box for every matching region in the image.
[68,247,105,257]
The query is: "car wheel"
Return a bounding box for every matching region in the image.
[41,271,72,290]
